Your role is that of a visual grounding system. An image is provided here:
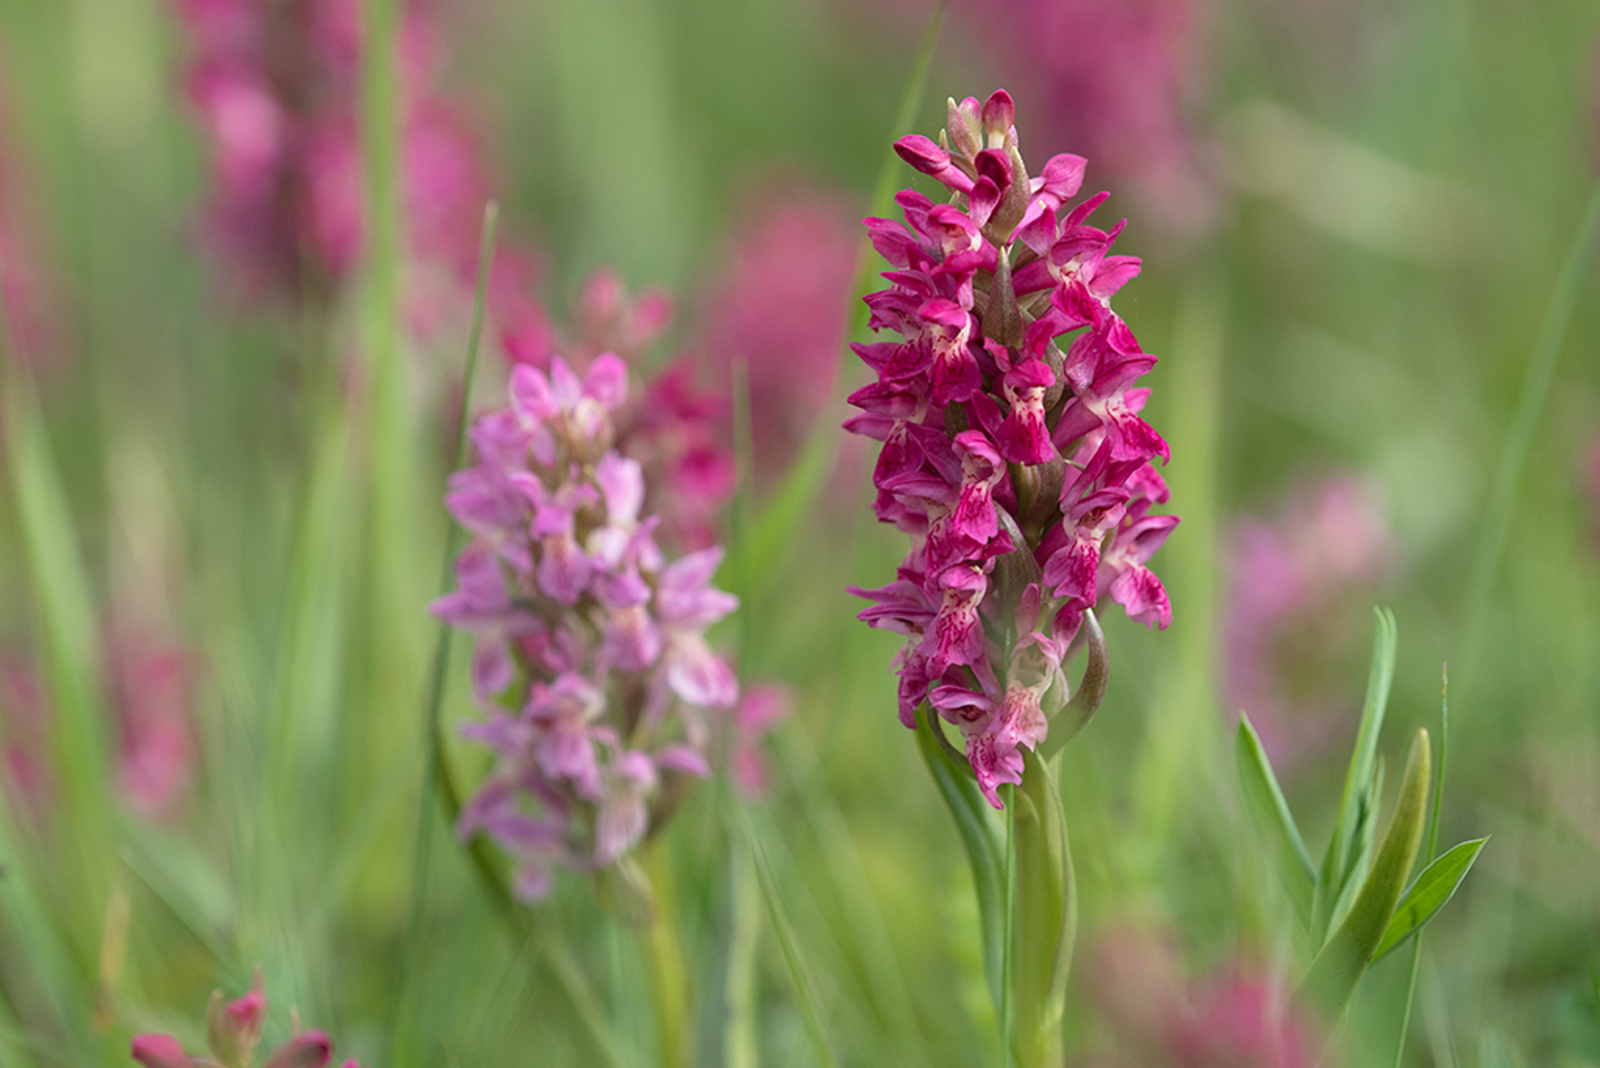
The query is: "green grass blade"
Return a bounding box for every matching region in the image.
[736,805,840,1068]
[1371,837,1488,965]
[1235,714,1315,927]
[1315,607,1397,942]
[1302,728,1430,1017]
[1,364,113,970]
[1391,666,1452,1068]
[1461,180,1600,679]
[391,200,499,1068]
[914,701,1007,1016]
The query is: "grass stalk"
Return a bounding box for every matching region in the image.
[1390,668,1451,1068]
[1460,180,1600,685]
[390,200,499,1068]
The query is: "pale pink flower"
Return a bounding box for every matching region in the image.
[436,359,741,898]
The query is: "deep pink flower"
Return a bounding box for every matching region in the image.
[849,91,1177,804]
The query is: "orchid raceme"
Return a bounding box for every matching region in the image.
[433,355,741,900]
[847,89,1177,807]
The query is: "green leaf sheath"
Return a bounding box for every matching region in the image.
[1236,715,1316,928]
[1302,728,1431,1016]
[915,703,1007,1017]
[1371,837,1489,965]
[1008,748,1074,1068]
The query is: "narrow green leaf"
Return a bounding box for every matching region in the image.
[1,367,113,967]
[739,807,840,1068]
[1009,748,1073,1068]
[1302,728,1431,1016]
[1235,714,1315,927]
[1315,607,1397,942]
[1371,837,1487,964]
[1326,755,1384,940]
[915,702,1007,1015]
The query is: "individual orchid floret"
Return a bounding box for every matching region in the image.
[847,90,1178,807]
[130,971,361,1068]
[434,359,743,901]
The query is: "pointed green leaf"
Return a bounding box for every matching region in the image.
[915,702,1006,1013]
[1371,837,1487,964]
[1235,714,1315,927]
[1009,748,1073,1068]
[1325,755,1384,941]
[1302,728,1430,1016]
[1315,608,1397,942]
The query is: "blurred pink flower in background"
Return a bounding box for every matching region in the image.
[728,684,790,796]
[853,0,1217,242]
[696,181,859,483]
[0,660,52,824]
[1222,476,1393,765]
[174,0,536,329]
[0,622,196,824]
[0,98,60,371]
[1076,927,1319,1068]
[1583,437,1600,547]
[105,626,197,821]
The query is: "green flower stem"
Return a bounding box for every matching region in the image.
[642,843,691,1068]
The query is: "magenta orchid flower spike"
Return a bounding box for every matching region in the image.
[433,353,741,900]
[847,89,1178,808]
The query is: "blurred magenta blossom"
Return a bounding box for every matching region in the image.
[1222,476,1393,764]
[729,684,790,797]
[1077,928,1319,1067]
[0,101,59,370]
[434,355,742,898]
[106,626,198,821]
[131,970,361,1068]
[0,620,196,823]
[956,0,1216,240]
[697,181,859,483]
[848,90,1177,807]
[174,0,543,333]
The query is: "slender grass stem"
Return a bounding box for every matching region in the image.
[1391,668,1451,1068]
[641,844,690,1068]
[390,202,499,1068]
[1460,180,1600,686]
